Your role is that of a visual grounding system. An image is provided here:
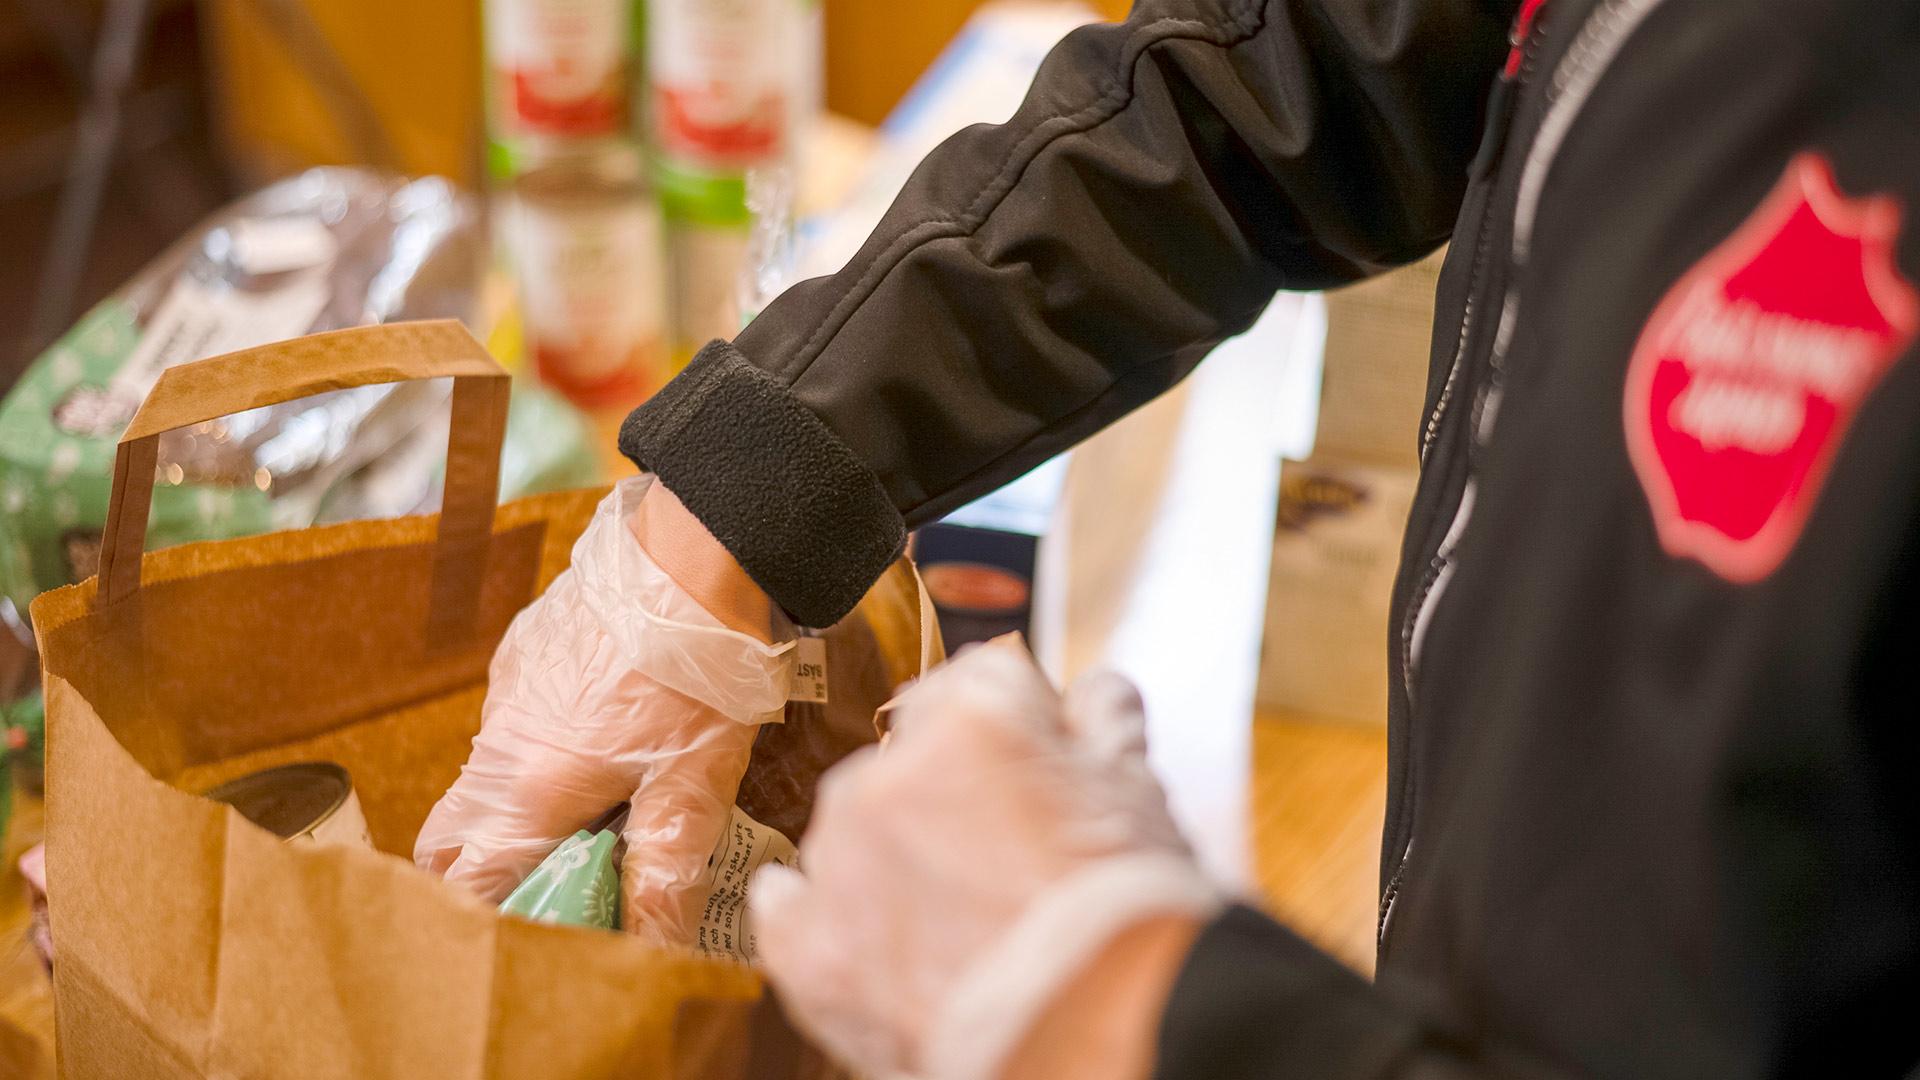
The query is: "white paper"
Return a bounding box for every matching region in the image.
[695,805,799,963]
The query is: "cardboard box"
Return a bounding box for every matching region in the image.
[1313,253,1444,468]
[1255,456,1418,725]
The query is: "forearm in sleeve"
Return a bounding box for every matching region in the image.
[1158,907,1576,1080]
[623,0,1516,626]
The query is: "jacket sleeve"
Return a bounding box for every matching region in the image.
[1157,907,1573,1079]
[620,0,1518,626]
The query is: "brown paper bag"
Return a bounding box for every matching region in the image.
[30,321,940,1080]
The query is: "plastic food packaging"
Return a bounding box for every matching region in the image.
[0,167,599,618]
[499,828,624,930]
[495,802,801,961]
[487,791,802,957]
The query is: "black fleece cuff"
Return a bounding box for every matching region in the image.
[618,340,906,628]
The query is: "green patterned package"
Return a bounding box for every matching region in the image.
[0,300,275,615]
[498,829,622,930]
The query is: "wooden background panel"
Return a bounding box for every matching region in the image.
[824,0,1132,126]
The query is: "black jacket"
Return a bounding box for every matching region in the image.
[622,0,1920,1075]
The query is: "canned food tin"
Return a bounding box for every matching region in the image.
[506,148,671,406]
[485,0,637,147]
[201,762,374,849]
[648,0,806,171]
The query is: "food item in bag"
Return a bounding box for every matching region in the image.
[495,799,794,949]
[496,802,799,957]
[499,828,624,930]
[694,804,798,962]
[201,762,374,849]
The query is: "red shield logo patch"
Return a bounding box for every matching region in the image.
[1625,153,1918,582]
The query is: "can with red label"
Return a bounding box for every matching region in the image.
[485,0,639,172]
[505,148,671,406]
[647,0,817,173]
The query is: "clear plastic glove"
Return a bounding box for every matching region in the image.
[415,476,796,946]
[750,641,1222,1080]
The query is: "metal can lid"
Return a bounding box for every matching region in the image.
[201,762,353,841]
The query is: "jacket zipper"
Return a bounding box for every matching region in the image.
[1380,0,1670,953]
[1382,3,1551,950]
[1417,0,1548,468]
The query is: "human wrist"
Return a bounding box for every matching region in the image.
[922,854,1221,1080]
[630,479,777,642]
[999,913,1202,1080]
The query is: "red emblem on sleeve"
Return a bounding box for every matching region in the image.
[1625,153,1918,582]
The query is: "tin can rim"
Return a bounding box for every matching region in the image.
[200,761,353,841]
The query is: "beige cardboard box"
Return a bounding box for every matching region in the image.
[1255,457,1419,725]
[1314,253,1445,468]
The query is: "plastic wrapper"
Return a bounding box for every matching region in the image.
[0,168,597,617]
[499,829,624,930]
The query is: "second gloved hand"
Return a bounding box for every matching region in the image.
[415,475,795,947]
[750,642,1222,1080]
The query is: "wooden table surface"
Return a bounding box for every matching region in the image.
[1248,712,1389,976]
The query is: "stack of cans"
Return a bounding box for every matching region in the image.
[484,0,820,407]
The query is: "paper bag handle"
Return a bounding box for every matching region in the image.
[912,563,941,678]
[95,321,511,641]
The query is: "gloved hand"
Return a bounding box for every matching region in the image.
[750,641,1222,1080]
[415,475,796,947]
